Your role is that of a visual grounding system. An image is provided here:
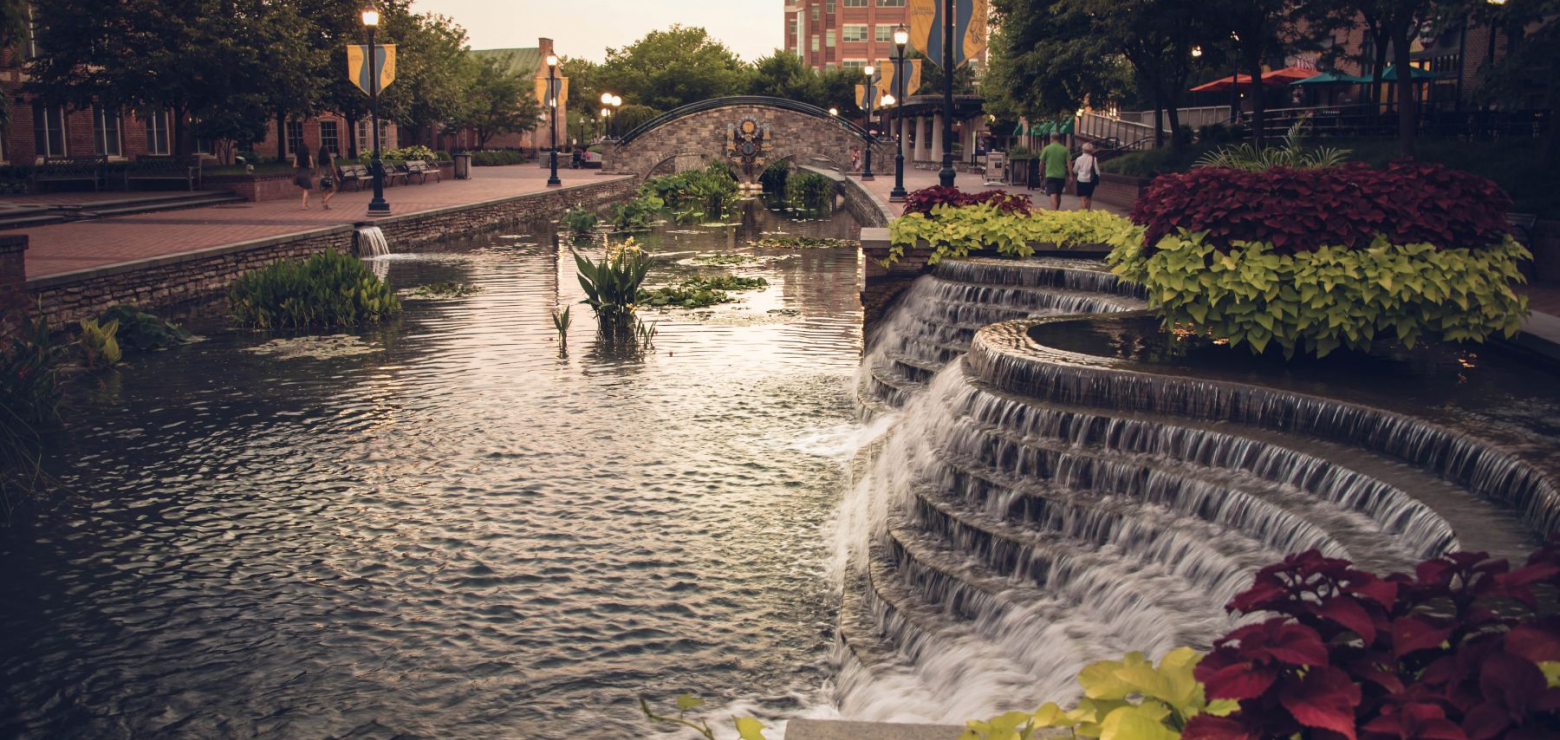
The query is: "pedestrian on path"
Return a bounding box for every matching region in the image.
[1039,134,1071,211]
[1072,142,1100,211]
[318,148,338,211]
[294,143,316,210]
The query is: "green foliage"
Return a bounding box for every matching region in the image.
[561,206,601,235]
[640,695,768,740]
[611,194,665,230]
[958,648,1235,740]
[640,166,741,221]
[596,25,751,111]
[403,281,481,299]
[1109,231,1532,357]
[229,250,402,330]
[573,238,651,322]
[639,275,768,308]
[0,305,63,523]
[785,171,834,212]
[886,206,1142,266]
[99,305,191,352]
[468,150,527,166]
[76,319,122,369]
[551,305,571,350]
[1194,118,1352,171]
[759,160,791,194]
[747,50,825,102]
[753,236,858,249]
[692,254,758,266]
[987,0,1130,119]
[447,52,543,148]
[363,145,442,165]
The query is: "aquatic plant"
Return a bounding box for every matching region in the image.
[639,164,740,220]
[638,275,768,309]
[552,305,571,350]
[752,236,859,249]
[1110,233,1530,357]
[403,281,482,299]
[0,304,63,523]
[611,193,664,230]
[98,305,190,352]
[573,238,650,322]
[885,206,1141,266]
[229,249,402,330]
[759,160,790,193]
[560,205,599,235]
[634,318,657,348]
[785,171,834,212]
[76,318,122,369]
[692,254,758,266]
[640,695,767,740]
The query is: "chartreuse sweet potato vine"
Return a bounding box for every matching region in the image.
[959,648,1236,740]
[884,205,1142,267]
[1109,232,1531,358]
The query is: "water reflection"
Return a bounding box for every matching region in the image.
[1,199,865,740]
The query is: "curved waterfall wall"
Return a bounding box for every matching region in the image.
[835,257,1548,725]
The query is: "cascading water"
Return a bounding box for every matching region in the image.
[831,256,1543,726]
[357,226,391,258]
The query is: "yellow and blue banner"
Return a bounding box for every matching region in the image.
[534,76,568,109]
[880,57,923,98]
[347,44,396,95]
[909,0,988,70]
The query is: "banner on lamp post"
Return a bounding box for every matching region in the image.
[879,58,923,98]
[908,0,988,69]
[347,44,396,94]
[534,76,568,109]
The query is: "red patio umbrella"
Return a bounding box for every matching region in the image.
[1261,67,1320,84]
[1190,74,1257,93]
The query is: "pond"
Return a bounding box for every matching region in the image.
[1,198,867,740]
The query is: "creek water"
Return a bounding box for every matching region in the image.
[1,199,865,740]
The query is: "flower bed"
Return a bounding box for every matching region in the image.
[885,200,1141,267]
[1111,163,1530,357]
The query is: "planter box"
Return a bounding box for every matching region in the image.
[1093,172,1152,211]
[208,162,457,202]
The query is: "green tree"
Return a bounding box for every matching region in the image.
[1465,0,1560,165]
[819,67,864,118]
[376,9,472,145]
[597,25,750,111]
[0,0,29,126]
[449,54,542,148]
[1204,0,1306,146]
[1065,0,1207,151]
[988,0,1127,119]
[747,50,824,103]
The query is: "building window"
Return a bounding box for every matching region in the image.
[877,0,905,6]
[842,59,867,72]
[826,30,836,47]
[825,62,836,71]
[320,121,340,155]
[357,119,391,150]
[23,5,38,59]
[142,108,170,155]
[32,102,66,158]
[826,0,835,11]
[810,6,818,21]
[811,34,820,52]
[843,24,868,43]
[285,121,304,156]
[844,0,868,6]
[876,25,897,43]
[93,107,122,157]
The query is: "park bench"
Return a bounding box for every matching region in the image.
[122,155,203,191]
[385,163,410,187]
[32,155,107,191]
[1508,212,1538,246]
[404,159,441,184]
[337,164,370,191]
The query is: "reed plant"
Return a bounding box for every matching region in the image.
[0,305,63,523]
[573,238,650,323]
[76,318,122,369]
[785,171,834,212]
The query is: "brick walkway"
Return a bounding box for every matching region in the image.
[850,164,1124,217]
[18,165,627,279]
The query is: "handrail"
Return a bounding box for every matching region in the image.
[614,96,873,147]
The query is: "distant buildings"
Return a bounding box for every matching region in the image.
[785,0,910,73]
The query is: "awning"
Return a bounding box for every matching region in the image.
[1291,70,1369,85]
[1190,74,1258,93]
[1261,67,1321,84]
[1380,65,1446,82]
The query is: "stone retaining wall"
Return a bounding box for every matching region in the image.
[1,235,25,296]
[18,176,638,327]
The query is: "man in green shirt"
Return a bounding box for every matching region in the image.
[1039,134,1072,211]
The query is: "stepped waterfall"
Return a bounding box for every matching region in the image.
[833,256,1551,724]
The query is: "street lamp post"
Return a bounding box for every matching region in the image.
[611,95,622,138]
[938,0,956,187]
[546,54,561,187]
[600,93,614,139]
[890,25,909,201]
[362,4,390,215]
[862,64,876,181]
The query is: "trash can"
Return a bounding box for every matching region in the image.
[454,153,471,180]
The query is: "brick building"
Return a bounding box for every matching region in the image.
[785,0,910,72]
[436,38,568,152]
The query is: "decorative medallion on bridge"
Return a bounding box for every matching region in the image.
[724,116,772,182]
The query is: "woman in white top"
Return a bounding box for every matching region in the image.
[1071,142,1100,211]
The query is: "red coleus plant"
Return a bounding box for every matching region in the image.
[1184,537,1560,740]
[902,186,1034,217]
[1132,161,1512,255]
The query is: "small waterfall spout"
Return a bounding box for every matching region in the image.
[357,226,391,258]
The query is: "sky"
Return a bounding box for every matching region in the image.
[416,0,783,63]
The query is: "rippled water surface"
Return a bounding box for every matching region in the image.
[1,200,865,740]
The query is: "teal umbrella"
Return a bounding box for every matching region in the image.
[1290,70,1369,85]
[1380,66,1445,82]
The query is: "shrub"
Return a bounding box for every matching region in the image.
[611,193,664,230]
[561,205,600,235]
[99,305,190,352]
[1194,118,1350,172]
[359,145,441,165]
[785,171,835,212]
[885,205,1141,266]
[759,160,790,193]
[1133,162,1513,255]
[77,318,122,369]
[573,238,650,322]
[229,250,402,330]
[903,186,1034,217]
[1109,231,1530,356]
[640,166,740,220]
[469,149,527,166]
[0,306,63,521]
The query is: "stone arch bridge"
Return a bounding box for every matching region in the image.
[602,97,892,182]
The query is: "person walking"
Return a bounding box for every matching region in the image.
[294,143,316,210]
[1039,133,1071,211]
[1072,142,1100,211]
[317,148,338,211]
[849,145,861,172]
